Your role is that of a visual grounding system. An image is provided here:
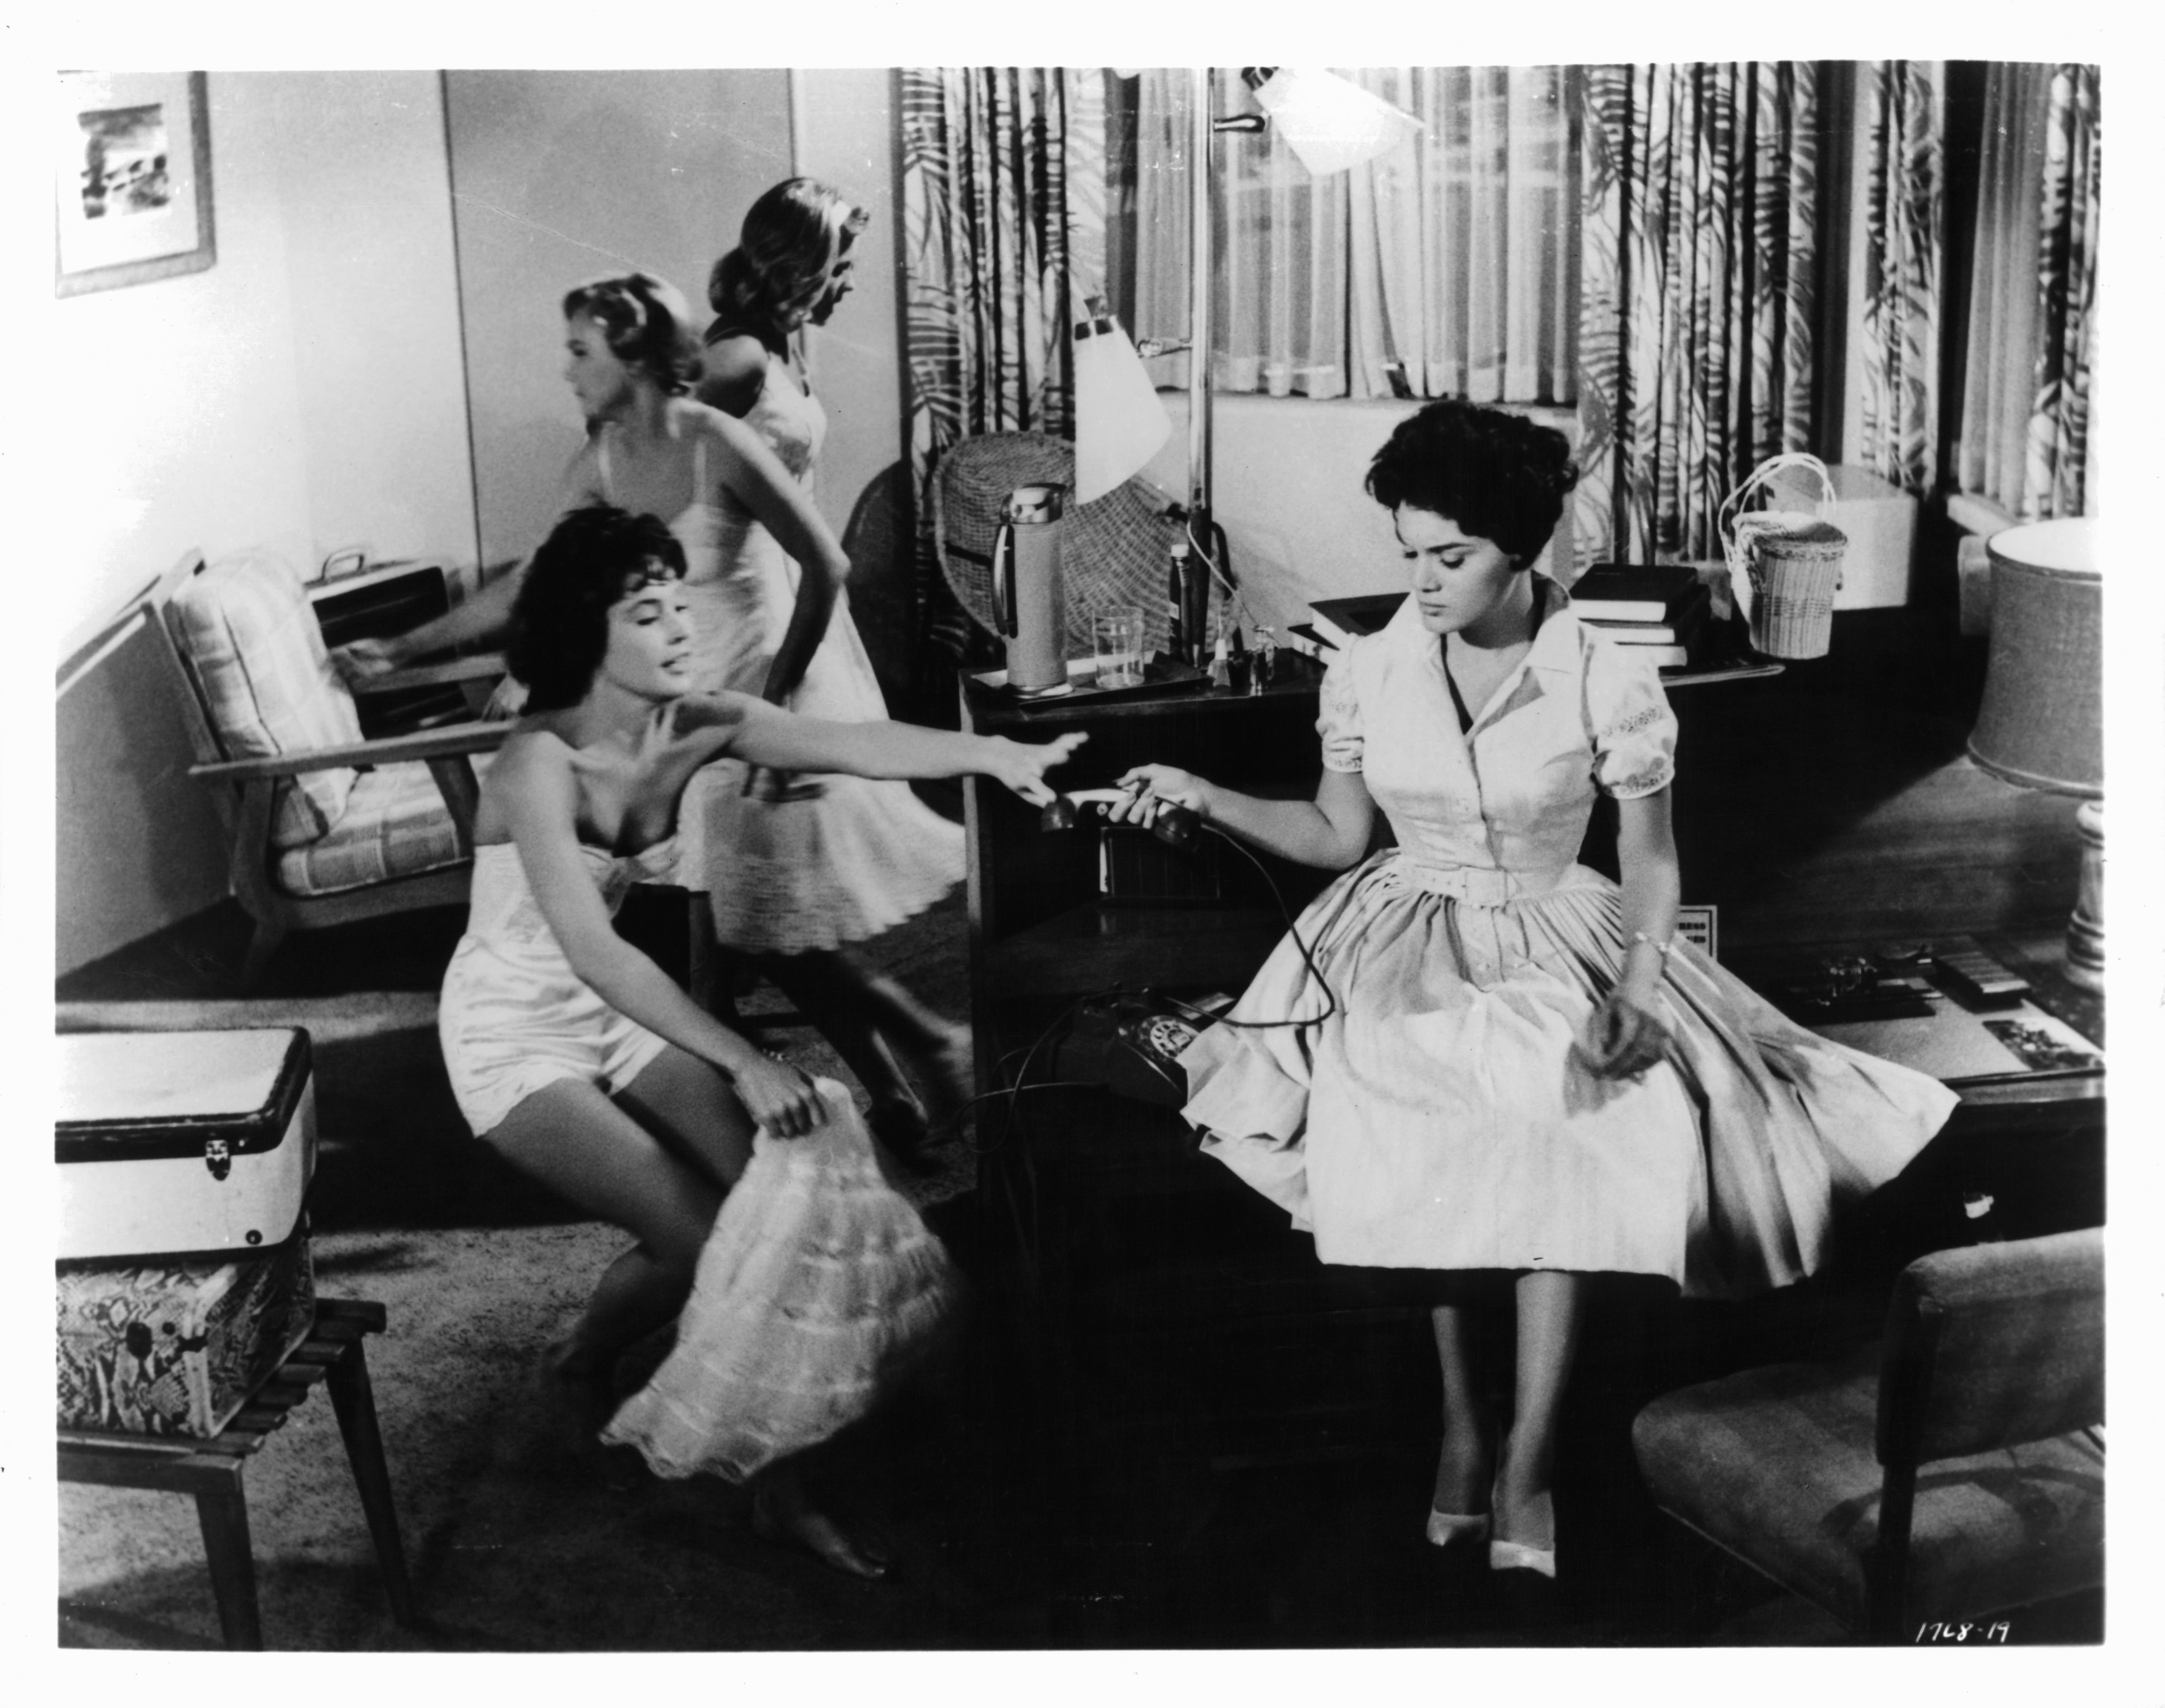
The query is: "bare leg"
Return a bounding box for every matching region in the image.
[1430,1303,1497,1518]
[1493,1270,1588,1561]
[751,1457,889,1581]
[485,1062,750,1417]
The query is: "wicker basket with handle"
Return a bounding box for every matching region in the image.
[1718,453,1847,659]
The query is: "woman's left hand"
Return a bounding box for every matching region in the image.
[984,731,1088,806]
[1578,988,1671,1080]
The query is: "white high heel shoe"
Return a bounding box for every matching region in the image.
[1488,1485,1556,1578]
[1425,1508,1492,1548]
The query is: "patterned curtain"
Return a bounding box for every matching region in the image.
[1859,63,1944,496]
[2023,64,2099,519]
[900,68,1101,661]
[1574,64,1820,567]
[1129,68,1577,403]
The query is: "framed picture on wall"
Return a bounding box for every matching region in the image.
[54,70,215,298]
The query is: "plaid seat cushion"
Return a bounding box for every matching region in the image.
[168,552,364,849]
[274,761,468,897]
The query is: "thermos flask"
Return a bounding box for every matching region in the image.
[991,484,1070,696]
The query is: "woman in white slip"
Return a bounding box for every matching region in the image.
[696,178,974,1162]
[1111,400,1956,1596]
[436,504,1081,1575]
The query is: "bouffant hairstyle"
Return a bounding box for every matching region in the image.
[1364,400,1579,567]
[706,177,870,347]
[560,272,704,395]
[507,506,687,712]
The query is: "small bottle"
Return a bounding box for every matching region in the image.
[1208,629,1233,689]
[1250,625,1278,692]
[1224,619,1252,694]
[1166,540,1191,665]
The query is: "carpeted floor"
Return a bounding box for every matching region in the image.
[54,891,2102,1652]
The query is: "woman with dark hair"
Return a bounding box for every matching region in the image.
[438,504,1080,1574]
[693,177,974,1161]
[1112,399,1955,1591]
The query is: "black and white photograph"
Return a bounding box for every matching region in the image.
[31,27,2154,1694]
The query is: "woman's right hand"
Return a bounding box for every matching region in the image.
[730,1053,827,1139]
[329,637,404,687]
[1109,764,1213,828]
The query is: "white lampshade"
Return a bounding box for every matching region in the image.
[1074,304,1172,505]
[1251,68,1422,177]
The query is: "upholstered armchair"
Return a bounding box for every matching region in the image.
[149,548,511,987]
[1633,1228,2104,1640]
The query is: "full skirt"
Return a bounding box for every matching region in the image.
[1180,854,1958,1299]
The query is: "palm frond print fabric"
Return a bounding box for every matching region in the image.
[900,68,1090,658]
[1859,62,1943,497]
[1574,64,1818,567]
[2025,64,2098,520]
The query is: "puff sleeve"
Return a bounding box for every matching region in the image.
[1584,633,1677,799]
[1315,642,1365,772]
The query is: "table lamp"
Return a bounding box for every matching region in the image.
[1076,68,1420,543]
[1965,517,2103,990]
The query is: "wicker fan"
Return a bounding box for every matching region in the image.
[930,432,1187,657]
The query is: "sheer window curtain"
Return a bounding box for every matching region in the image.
[1127,68,1577,405]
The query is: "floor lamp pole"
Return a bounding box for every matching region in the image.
[1187,66,1214,556]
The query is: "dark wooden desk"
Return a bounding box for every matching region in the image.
[958,657,1335,1099]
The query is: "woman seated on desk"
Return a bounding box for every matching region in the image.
[1111,399,1956,1589]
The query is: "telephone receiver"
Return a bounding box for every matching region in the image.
[990,521,1018,638]
[1040,786,1205,852]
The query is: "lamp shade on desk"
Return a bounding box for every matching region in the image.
[1968,517,2103,990]
[1968,518,2101,796]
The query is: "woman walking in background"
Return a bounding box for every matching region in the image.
[695,177,972,1160]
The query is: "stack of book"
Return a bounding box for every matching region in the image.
[1567,563,1711,668]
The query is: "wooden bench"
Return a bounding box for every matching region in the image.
[59,1297,416,1649]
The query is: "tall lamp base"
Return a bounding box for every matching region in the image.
[2064,798,2104,992]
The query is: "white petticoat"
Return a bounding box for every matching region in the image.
[602,1080,961,1482]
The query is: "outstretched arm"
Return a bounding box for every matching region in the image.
[497,734,825,1135]
[1109,762,1376,872]
[677,692,1084,805]
[707,413,848,705]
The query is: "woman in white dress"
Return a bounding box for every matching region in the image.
[437,504,1081,1574]
[696,177,971,1160]
[1111,401,1956,1587]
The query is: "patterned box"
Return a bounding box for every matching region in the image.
[57,1235,315,1438]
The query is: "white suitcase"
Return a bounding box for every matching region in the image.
[56,1030,316,1260]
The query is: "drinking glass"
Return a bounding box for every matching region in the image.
[1092,608,1146,688]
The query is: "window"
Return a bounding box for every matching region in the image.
[1105,68,1581,407]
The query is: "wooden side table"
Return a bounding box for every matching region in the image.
[59,1297,416,1649]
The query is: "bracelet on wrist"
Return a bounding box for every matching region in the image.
[1629,931,1675,964]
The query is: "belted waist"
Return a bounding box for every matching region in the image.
[1389,857,1569,905]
